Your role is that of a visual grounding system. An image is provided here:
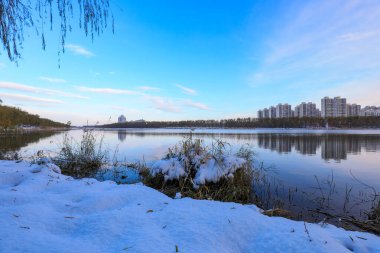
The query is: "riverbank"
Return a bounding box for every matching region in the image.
[0,160,379,253]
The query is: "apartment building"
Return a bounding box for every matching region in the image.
[321,97,347,118]
[276,103,292,118]
[346,104,361,117]
[294,102,319,118]
[269,106,277,119]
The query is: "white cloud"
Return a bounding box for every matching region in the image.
[183,100,210,110]
[75,86,142,95]
[0,93,64,104]
[0,62,6,70]
[39,76,67,83]
[65,44,95,57]
[249,0,380,99]
[175,84,197,95]
[143,95,182,113]
[0,81,88,99]
[137,86,160,92]
[75,85,209,113]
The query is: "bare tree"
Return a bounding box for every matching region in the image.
[0,0,113,64]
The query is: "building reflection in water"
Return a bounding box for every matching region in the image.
[257,134,380,162]
[113,130,380,162]
[117,131,127,142]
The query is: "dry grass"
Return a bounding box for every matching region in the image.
[142,165,253,203]
[53,130,108,178]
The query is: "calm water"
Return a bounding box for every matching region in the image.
[1,128,380,221]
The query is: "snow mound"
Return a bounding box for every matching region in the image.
[1,160,379,253]
[150,154,248,188]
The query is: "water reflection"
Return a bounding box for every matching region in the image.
[113,131,380,162]
[118,130,127,142]
[0,131,59,153]
[257,134,380,162]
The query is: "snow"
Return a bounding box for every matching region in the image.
[194,156,246,185]
[149,147,248,188]
[150,155,246,188]
[1,160,380,253]
[150,158,187,181]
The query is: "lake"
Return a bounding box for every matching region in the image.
[1,128,380,223]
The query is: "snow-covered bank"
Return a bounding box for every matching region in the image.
[0,160,379,253]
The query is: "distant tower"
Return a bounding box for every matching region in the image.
[118,115,126,123]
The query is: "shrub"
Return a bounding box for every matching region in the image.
[141,136,255,203]
[53,130,107,178]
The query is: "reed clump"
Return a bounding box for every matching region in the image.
[53,130,107,178]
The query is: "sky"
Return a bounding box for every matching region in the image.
[1,0,380,125]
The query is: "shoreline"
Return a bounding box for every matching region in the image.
[1,159,379,252]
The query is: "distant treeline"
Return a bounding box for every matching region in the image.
[0,105,68,129]
[100,117,380,129]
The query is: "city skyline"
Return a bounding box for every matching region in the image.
[258,96,380,119]
[1,0,380,125]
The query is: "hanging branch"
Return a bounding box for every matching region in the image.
[0,0,113,64]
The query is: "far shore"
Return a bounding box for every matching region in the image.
[82,126,380,134]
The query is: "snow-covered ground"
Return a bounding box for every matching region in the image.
[1,160,379,253]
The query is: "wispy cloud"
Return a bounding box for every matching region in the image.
[75,85,209,113]
[0,62,6,70]
[0,81,88,99]
[65,44,95,57]
[108,71,116,75]
[143,95,182,113]
[182,100,210,110]
[249,0,380,103]
[39,76,67,83]
[137,86,160,92]
[75,86,142,95]
[175,84,197,95]
[0,93,64,104]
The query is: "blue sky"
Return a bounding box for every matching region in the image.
[1,0,380,125]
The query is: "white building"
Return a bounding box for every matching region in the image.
[294,102,319,118]
[276,103,292,118]
[269,106,277,119]
[321,97,347,118]
[257,110,263,119]
[346,104,361,117]
[118,115,126,123]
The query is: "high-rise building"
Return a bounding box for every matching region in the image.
[276,103,292,118]
[294,102,319,118]
[257,110,263,119]
[263,108,270,118]
[346,104,361,117]
[269,106,277,119]
[321,97,347,118]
